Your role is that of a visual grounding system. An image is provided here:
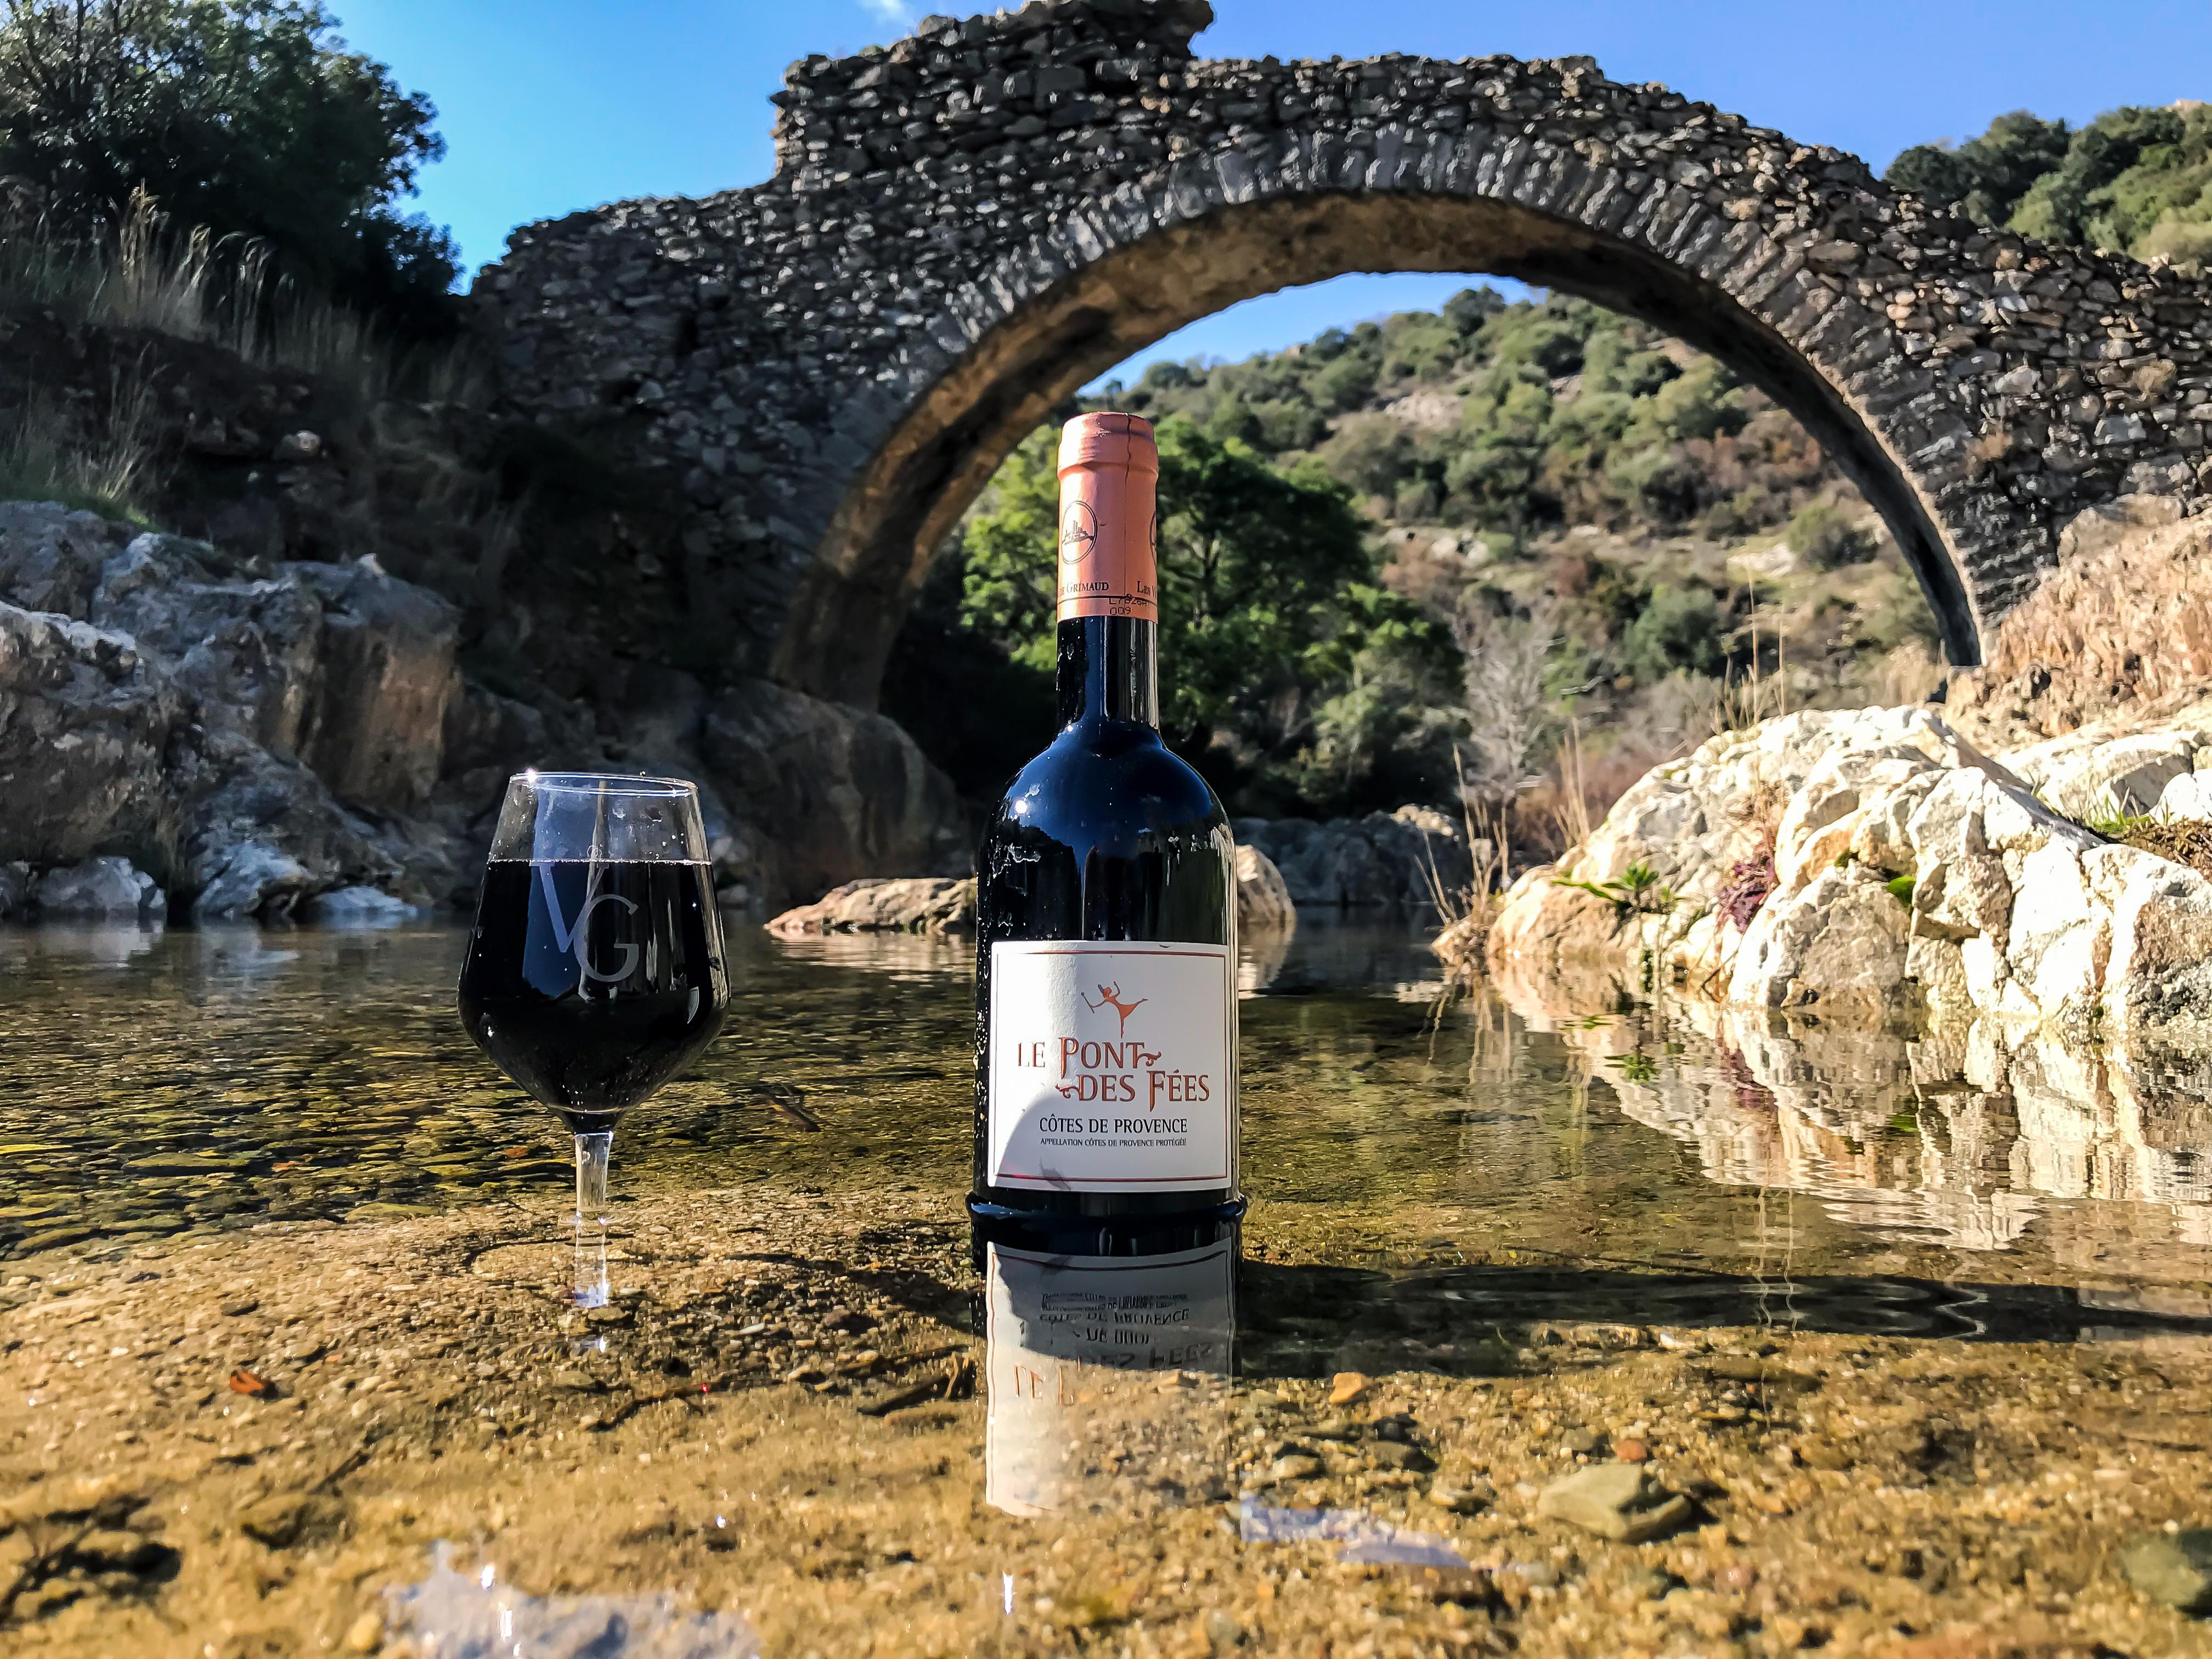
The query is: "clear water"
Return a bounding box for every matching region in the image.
[4,917,2210,1336]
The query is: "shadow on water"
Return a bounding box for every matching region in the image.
[1237,1260,2212,1368]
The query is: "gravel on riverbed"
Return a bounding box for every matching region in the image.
[1,1189,2208,1657]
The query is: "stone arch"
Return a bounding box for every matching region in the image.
[483,1,2212,709]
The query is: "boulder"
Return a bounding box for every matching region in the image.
[702,678,968,911]
[304,885,421,927]
[1726,863,1910,1015]
[87,535,461,810]
[287,558,460,810]
[1486,706,1998,987]
[1483,700,2212,1050]
[0,504,459,918]
[89,532,326,759]
[1234,806,1482,913]
[1234,844,1295,933]
[31,856,163,920]
[766,877,977,936]
[0,500,125,615]
[0,601,183,867]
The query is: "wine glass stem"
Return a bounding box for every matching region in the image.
[573,1130,613,1310]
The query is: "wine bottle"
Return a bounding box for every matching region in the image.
[970,411,1243,1255]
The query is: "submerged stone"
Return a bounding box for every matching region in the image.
[2121,1528,2212,1616]
[1537,1462,1693,1543]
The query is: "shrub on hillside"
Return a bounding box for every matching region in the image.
[1787,502,1876,570]
[1620,584,1729,684]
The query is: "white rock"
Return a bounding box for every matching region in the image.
[193,842,315,920]
[304,885,420,927]
[1482,697,2212,1051]
[2158,770,2212,820]
[32,855,163,919]
[1727,864,1911,1013]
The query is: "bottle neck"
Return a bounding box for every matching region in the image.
[1057,616,1158,729]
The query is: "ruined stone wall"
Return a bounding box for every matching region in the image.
[477,0,2212,707]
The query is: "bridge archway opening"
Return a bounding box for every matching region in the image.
[786,189,1973,708]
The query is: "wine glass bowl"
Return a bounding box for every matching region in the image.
[456,771,730,1305]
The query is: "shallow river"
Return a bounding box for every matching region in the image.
[6,918,2211,1325]
[5,919,2212,1655]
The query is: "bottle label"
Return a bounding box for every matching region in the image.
[1057,456,1158,622]
[984,1239,1235,1516]
[986,940,1233,1192]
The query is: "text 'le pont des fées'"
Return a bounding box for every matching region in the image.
[1005,1035,1213,1111]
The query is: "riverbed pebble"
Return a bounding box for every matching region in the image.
[2121,1527,2212,1615]
[1537,1462,1695,1543]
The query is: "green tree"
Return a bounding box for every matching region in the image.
[1885,104,2212,268]
[2011,106,2186,249]
[1620,584,1727,682]
[1887,111,2071,226]
[946,417,1454,812]
[0,0,456,332]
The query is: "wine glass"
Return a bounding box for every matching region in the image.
[456,772,730,1307]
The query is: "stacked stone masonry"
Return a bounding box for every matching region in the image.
[476,0,2212,707]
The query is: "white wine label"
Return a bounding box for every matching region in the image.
[986,939,1234,1192]
[985,1239,1235,1516]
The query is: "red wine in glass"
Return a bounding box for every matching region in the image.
[457,772,729,1305]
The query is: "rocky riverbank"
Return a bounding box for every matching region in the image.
[1477,701,2212,1047]
[1471,502,2212,1057]
[0,501,968,921]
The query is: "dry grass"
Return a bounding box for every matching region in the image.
[0,366,161,523]
[2106,815,2212,880]
[1949,505,2212,741]
[0,191,483,415]
[1424,746,1508,939]
[1506,738,1655,866]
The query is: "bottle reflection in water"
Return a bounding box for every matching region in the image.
[982,1235,1237,1519]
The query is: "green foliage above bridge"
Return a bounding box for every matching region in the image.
[1888,101,2212,269]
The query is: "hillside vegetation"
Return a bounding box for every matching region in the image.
[1889,101,2212,267]
[889,292,1939,849]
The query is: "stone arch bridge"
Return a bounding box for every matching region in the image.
[481,0,2212,708]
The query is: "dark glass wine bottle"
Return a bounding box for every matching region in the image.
[970,412,1243,1258]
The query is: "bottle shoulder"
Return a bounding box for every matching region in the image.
[991,720,1226,836]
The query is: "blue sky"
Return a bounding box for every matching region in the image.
[341,1,2212,383]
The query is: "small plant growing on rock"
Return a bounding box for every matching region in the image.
[1554,859,1679,928]
[1605,1051,1660,1084]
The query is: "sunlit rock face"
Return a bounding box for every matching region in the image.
[0,498,974,918]
[0,507,455,917]
[1485,668,2212,1054]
